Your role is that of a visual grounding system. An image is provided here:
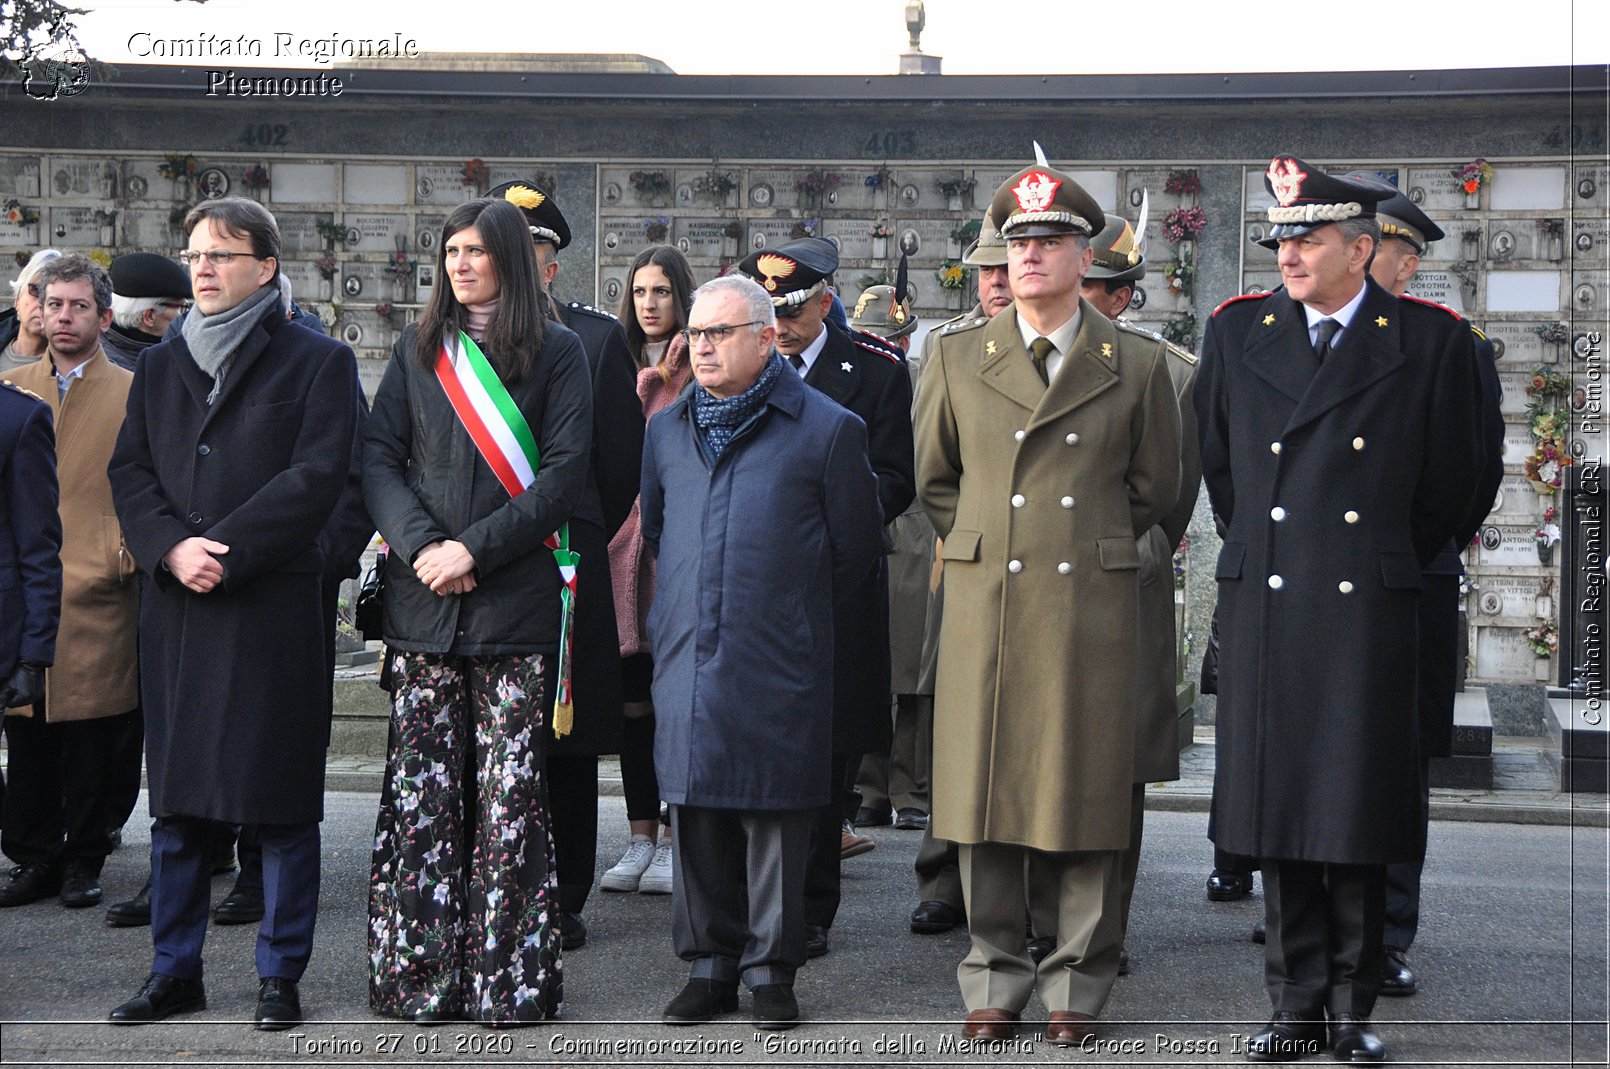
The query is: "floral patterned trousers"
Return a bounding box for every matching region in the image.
[369,650,564,1024]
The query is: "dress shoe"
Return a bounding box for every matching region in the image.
[840,821,875,858]
[559,911,587,950]
[109,973,206,1024]
[910,900,964,934]
[0,861,61,907]
[1245,1011,1326,1061]
[1118,947,1131,976]
[893,807,929,830]
[60,860,103,908]
[751,983,799,1030]
[1328,1013,1386,1062]
[662,978,738,1024]
[105,878,152,927]
[1207,869,1254,901]
[1026,936,1055,964]
[1252,919,1266,944]
[1379,947,1416,996]
[804,923,829,958]
[254,977,302,1031]
[212,886,265,925]
[852,805,892,827]
[962,1008,1019,1040]
[1046,1011,1097,1046]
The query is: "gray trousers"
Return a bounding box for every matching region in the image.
[670,805,813,989]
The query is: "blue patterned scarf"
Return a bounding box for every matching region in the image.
[691,351,785,459]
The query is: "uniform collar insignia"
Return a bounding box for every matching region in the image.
[986,341,998,356]
[1263,314,1276,325]
[1376,316,1388,327]
[840,361,853,373]
[1100,342,1113,358]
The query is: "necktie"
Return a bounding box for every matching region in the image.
[1029,336,1053,386]
[789,354,805,373]
[1313,318,1341,362]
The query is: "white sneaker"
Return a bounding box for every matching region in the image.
[638,841,674,895]
[600,835,654,892]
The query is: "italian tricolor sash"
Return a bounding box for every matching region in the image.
[435,330,578,738]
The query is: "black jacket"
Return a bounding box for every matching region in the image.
[364,323,593,657]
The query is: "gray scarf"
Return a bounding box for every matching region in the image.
[182,284,278,404]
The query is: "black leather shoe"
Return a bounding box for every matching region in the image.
[109,973,206,1024]
[1379,947,1416,996]
[893,807,929,830]
[559,911,586,950]
[1118,947,1131,976]
[751,983,799,1030]
[61,861,103,908]
[1245,1011,1326,1061]
[910,900,963,934]
[1328,1014,1386,1062]
[1252,920,1266,944]
[662,978,738,1024]
[804,923,829,958]
[1207,869,1254,901]
[212,886,265,925]
[106,878,152,927]
[1026,936,1055,964]
[254,977,302,1031]
[852,805,892,828]
[0,861,61,907]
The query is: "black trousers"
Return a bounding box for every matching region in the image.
[802,752,860,930]
[1,705,140,869]
[1261,858,1385,1017]
[1382,758,1432,952]
[547,752,599,916]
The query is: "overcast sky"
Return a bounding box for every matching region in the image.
[70,0,1609,76]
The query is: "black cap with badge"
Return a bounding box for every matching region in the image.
[736,237,839,312]
[1257,156,1394,248]
[486,179,571,250]
[109,252,192,300]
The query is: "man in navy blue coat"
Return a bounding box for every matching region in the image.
[641,274,881,1030]
[0,379,61,725]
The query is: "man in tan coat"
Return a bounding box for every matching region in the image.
[0,255,138,911]
[914,161,1181,1044]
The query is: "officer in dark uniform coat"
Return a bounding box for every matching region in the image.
[0,380,61,731]
[737,238,915,957]
[1340,175,1506,997]
[1197,158,1484,1063]
[488,181,644,948]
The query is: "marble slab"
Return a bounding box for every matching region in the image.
[1485,270,1562,314]
[343,213,409,253]
[47,206,103,246]
[46,157,118,199]
[1489,165,1567,211]
[275,212,327,254]
[344,164,409,206]
[1473,624,1546,680]
[1573,216,1608,260]
[1404,271,1468,314]
[0,157,40,199]
[673,218,742,260]
[414,164,477,207]
[272,163,337,205]
[1574,164,1608,208]
[1473,575,1553,620]
[1402,167,1472,212]
[817,218,875,261]
[1481,322,1551,368]
[1476,522,1549,567]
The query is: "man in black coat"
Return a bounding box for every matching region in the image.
[0,378,61,744]
[487,180,644,950]
[106,198,360,1032]
[102,253,192,371]
[1196,159,1484,1063]
[1344,176,1506,999]
[738,238,915,958]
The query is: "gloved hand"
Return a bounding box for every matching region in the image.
[0,660,46,710]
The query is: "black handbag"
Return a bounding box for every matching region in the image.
[355,550,387,640]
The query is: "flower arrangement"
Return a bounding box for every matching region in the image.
[1459,572,1479,597]
[313,251,338,280]
[1172,534,1189,590]
[865,165,894,189]
[1524,435,1573,494]
[1163,206,1207,244]
[93,207,118,225]
[374,300,396,321]
[241,165,270,191]
[1524,621,1558,657]
[1525,365,1569,405]
[1535,518,1562,548]
[1162,313,1199,350]
[1538,218,1565,238]
[1532,321,1570,346]
[158,154,198,181]
[1164,253,1194,297]
[460,158,490,188]
[857,270,890,291]
[382,251,415,281]
[1164,169,1201,197]
[789,218,818,239]
[795,170,842,196]
[644,216,670,243]
[316,219,348,246]
[691,170,738,203]
[1454,158,1494,195]
[935,176,976,200]
[88,249,112,268]
[869,220,894,239]
[722,220,745,240]
[3,199,40,226]
[936,261,966,290]
[950,218,982,246]
[628,170,672,200]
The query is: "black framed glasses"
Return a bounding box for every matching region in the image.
[178,250,260,267]
[681,321,763,345]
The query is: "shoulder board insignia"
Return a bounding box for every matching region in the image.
[1212,292,1266,317]
[1469,324,1487,341]
[939,317,987,336]
[851,329,904,363]
[1,379,45,402]
[569,301,619,321]
[1165,341,1198,365]
[1400,294,1461,320]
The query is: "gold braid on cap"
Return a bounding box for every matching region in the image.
[1379,219,1426,253]
[1266,201,1364,224]
[1001,210,1093,236]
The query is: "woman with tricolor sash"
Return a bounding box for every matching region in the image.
[362,198,592,1025]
